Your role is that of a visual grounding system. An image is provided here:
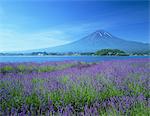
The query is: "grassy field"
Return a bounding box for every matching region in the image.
[0,59,150,115]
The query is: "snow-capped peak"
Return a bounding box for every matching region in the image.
[104,32,112,37]
[93,30,112,38]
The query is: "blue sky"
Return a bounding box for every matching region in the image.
[0,0,149,52]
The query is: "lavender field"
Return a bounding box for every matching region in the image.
[0,59,150,115]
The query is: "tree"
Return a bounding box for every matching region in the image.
[95,49,128,56]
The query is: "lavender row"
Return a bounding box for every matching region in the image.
[0,59,149,115]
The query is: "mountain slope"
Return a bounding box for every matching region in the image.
[24,30,150,53]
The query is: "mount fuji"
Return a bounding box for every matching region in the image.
[23,30,150,53]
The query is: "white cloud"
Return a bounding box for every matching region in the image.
[0,29,71,52]
[0,21,115,52]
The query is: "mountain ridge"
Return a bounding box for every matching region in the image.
[13,30,150,53]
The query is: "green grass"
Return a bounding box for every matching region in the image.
[129,103,150,116]
[0,66,14,73]
[98,84,124,100]
[37,66,56,72]
[17,64,27,72]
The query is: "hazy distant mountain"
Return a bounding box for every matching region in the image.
[23,30,150,53]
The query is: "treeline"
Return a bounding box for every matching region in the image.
[95,49,129,56]
[0,49,150,56]
[30,49,150,56]
[29,49,129,56]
